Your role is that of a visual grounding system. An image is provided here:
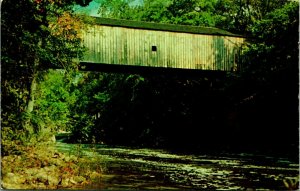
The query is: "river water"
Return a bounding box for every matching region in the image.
[55,141,299,190]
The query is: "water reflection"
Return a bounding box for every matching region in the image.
[56,142,299,190]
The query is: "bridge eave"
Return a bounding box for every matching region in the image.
[79,62,229,77]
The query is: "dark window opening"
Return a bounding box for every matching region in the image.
[152,46,157,51]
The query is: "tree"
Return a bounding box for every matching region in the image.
[1,0,92,143]
[97,0,217,26]
[97,0,137,19]
[224,1,299,149]
[34,70,77,131]
[214,0,289,34]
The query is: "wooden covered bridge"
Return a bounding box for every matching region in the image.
[80,17,245,72]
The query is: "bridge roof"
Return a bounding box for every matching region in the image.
[91,17,243,38]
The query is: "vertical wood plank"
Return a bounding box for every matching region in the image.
[82,24,245,71]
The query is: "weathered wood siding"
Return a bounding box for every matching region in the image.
[81,24,244,71]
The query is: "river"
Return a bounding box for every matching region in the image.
[55,141,299,190]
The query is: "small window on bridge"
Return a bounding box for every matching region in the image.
[152,46,157,51]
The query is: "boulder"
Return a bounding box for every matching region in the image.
[35,182,47,189]
[48,135,56,143]
[48,175,60,186]
[35,170,48,183]
[73,176,86,183]
[1,172,26,189]
[90,171,101,180]
[24,168,39,176]
[2,172,26,184]
[2,182,26,189]
[61,177,71,187]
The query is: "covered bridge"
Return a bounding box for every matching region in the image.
[80,17,245,72]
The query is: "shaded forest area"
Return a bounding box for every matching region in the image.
[1,0,299,174]
[69,66,298,157]
[73,0,298,157]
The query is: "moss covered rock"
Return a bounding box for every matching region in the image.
[1,144,101,189]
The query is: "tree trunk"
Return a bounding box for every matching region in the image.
[26,74,37,113]
[26,53,40,114]
[23,57,39,136]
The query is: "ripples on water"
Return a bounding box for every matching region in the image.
[56,141,299,190]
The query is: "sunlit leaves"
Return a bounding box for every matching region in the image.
[97,0,218,26]
[98,0,135,18]
[34,70,78,130]
[49,12,85,41]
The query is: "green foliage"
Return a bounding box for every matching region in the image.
[1,0,90,146]
[35,70,77,131]
[242,1,298,78]
[97,0,218,26]
[223,1,298,149]
[95,0,290,31]
[69,114,95,143]
[98,0,135,19]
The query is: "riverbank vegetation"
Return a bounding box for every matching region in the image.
[1,0,101,189]
[1,142,102,189]
[1,0,299,189]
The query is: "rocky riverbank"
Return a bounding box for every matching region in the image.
[1,143,101,189]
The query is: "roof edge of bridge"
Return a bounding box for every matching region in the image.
[88,17,244,38]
